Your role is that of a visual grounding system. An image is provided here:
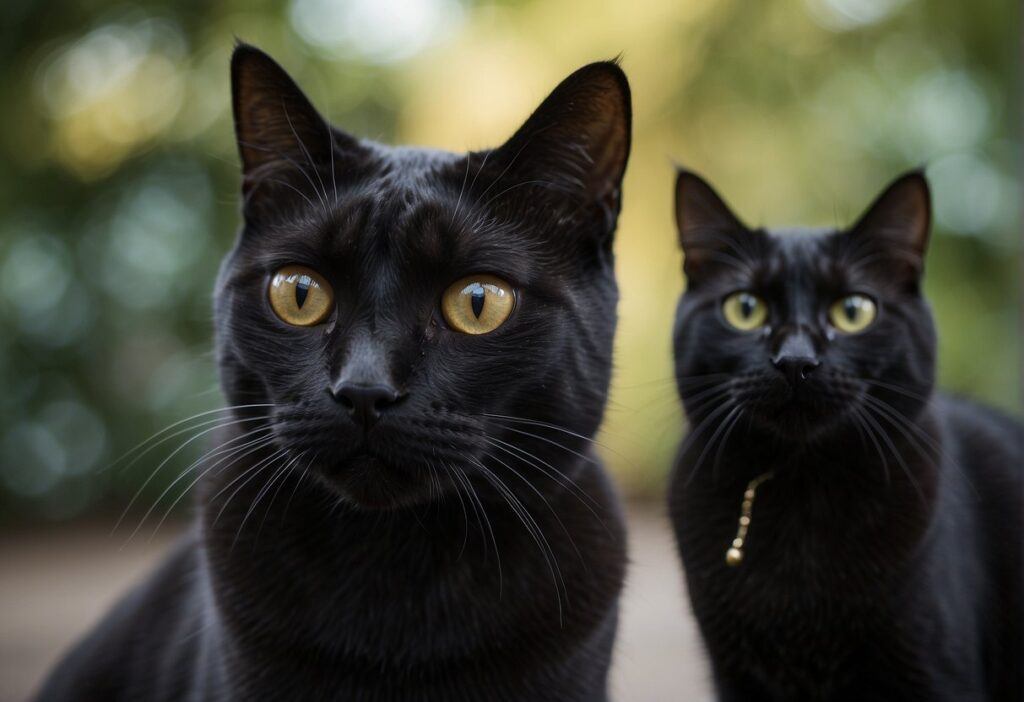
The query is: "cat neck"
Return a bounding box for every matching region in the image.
[194,434,625,671]
[679,402,942,504]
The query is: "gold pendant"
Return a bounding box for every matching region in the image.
[725,471,774,567]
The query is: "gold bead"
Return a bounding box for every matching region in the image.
[739,516,751,526]
[732,538,743,548]
[744,490,755,499]
[726,547,743,566]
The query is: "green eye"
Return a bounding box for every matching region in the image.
[829,294,877,334]
[722,292,768,331]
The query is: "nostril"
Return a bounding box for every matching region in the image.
[332,391,355,410]
[329,383,403,427]
[772,356,820,385]
[798,360,819,379]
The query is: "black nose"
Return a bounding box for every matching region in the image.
[330,383,401,429]
[772,355,820,385]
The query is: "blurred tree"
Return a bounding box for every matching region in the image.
[0,0,1018,520]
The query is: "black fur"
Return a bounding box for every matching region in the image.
[36,44,632,701]
[667,169,1022,701]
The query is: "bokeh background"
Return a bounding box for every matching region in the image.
[0,0,1019,698]
[1,0,1020,518]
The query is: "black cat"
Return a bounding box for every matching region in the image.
[35,45,632,702]
[667,169,1022,701]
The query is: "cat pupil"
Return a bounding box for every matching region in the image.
[471,287,486,318]
[295,276,311,309]
[844,299,857,320]
[740,295,755,317]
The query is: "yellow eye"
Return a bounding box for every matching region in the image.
[441,275,515,335]
[268,265,334,326]
[829,294,876,334]
[722,292,768,331]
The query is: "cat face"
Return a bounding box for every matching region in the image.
[214,45,631,508]
[673,170,936,443]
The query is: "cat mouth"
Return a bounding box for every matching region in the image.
[326,446,385,471]
[314,447,436,510]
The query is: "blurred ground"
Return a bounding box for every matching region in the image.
[0,504,711,702]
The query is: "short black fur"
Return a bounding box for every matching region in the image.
[36,44,633,702]
[667,169,1022,701]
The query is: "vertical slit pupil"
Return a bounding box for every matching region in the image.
[471,286,486,318]
[845,299,857,321]
[741,296,754,318]
[295,276,311,309]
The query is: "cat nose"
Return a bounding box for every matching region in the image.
[771,330,820,385]
[330,383,401,429]
[772,355,820,385]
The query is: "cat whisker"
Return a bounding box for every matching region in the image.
[237,137,326,213]
[486,450,584,566]
[471,457,566,625]
[281,102,332,218]
[128,427,277,544]
[211,447,289,528]
[452,150,492,230]
[254,450,308,545]
[449,156,472,227]
[678,398,738,466]
[147,435,279,543]
[483,444,589,568]
[326,124,339,206]
[859,378,931,404]
[104,403,275,474]
[487,423,597,467]
[113,415,274,536]
[266,178,320,211]
[711,406,746,483]
[450,462,503,597]
[686,403,742,487]
[859,405,926,505]
[480,179,562,211]
[683,402,740,487]
[470,130,545,210]
[861,394,980,499]
[280,451,317,526]
[613,375,687,391]
[483,437,614,542]
[681,384,734,421]
[849,404,892,485]
[433,458,470,560]
[483,436,601,512]
[447,463,483,554]
[482,413,632,464]
[234,450,303,552]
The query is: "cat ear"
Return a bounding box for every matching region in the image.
[490,61,632,232]
[231,44,358,194]
[674,169,748,280]
[847,170,931,273]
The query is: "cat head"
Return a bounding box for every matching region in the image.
[214,44,631,509]
[672,169,936,444]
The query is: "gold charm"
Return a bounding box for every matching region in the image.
[725,471,774,567]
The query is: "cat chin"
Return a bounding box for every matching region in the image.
[743,402,854,444]
[313,454,439,510]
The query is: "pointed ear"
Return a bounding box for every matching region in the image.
[231,44,357,194]
[847,170,931,275]
[489,61,632,232]
[674,169,749,281]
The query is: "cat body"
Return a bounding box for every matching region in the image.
[39,465,625,702]
[667,170,1022,701]
[36,45,632,701]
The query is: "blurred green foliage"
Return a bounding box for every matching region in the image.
[0,0,1019,521]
